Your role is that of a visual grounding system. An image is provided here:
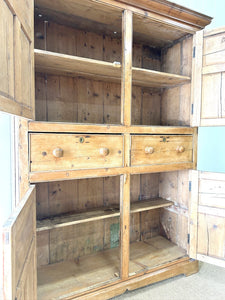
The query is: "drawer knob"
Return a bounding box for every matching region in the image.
[145,146,154,154]
[176,146,185,153]
[99,147,110,156]
[53,148,63,158]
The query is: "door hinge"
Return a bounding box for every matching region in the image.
[189,181,192,192]
[193,46,196,58]
[187,233,190,244]
[191,103,194,115]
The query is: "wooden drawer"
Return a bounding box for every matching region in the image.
[30,134,123,172]
[131,135,193,166]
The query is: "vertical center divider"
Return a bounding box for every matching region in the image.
[120,9,133,280]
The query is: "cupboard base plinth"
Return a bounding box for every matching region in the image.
[64,259,198,300]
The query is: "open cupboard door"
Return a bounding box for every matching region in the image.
[190,27,225,267]
[1,0,36,297]
[0,0,34,118]
[2,186,37,299]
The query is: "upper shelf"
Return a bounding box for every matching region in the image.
[35,0,212,47]
[34,49,190,88]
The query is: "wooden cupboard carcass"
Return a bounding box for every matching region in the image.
[1,0,225,299]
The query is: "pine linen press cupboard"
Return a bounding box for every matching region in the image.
[1,0,225,299]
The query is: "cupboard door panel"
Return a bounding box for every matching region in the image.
[30,133,124,171]
[0,0,34,119]
[197,172,225,264]
[194,28,225,126]
[190,171,225,267]
[0,0,14,100]
[2,186,36,299]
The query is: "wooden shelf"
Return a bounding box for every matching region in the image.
[36,206,120,232]
[34,49,121,83]
[37,236,186,299]
[131,198,173,213]
[34,49,190,88]
[36,198,172,232]
[132,67,190,88]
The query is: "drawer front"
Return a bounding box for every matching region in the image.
[30,134,123,172]
[131,135,193,166]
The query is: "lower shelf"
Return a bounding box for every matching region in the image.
[36,198,173,232]
[37,236,186,299]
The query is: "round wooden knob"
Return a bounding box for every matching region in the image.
[176,146,185,153]
[145,146,154,154]
[99,147,109,156]
[53,148,63,158]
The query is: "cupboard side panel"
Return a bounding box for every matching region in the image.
[159,171,190,250]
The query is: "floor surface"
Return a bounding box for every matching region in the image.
[113,262,225,300]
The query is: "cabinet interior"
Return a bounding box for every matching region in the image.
[36,171,189,298]
[34,7,192,126]
[33,0,194,298]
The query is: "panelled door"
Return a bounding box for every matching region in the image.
[2,187,36,300]
[190,27,225,267]
[0,0,34,119]
[0,0,36,298]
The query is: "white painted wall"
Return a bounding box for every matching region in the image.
[0,112,13,297]
[0,112,13,225]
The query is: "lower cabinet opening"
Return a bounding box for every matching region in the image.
[37,218,121,299]
[36,171,189,298]
[36,176,121,298]
[129,171,189,275]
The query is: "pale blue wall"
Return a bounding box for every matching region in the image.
[197,127,225,173]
